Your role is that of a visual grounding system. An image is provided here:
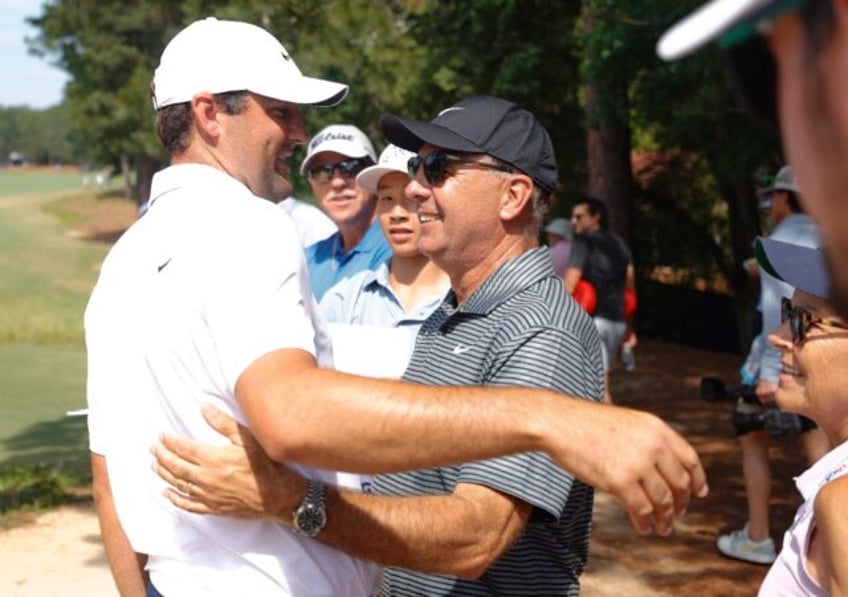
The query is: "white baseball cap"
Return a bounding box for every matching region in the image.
[355,144,416,193]
[152,17,348,109]
[656,0,774,61]
[299,124,377,175]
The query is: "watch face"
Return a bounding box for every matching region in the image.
[296,503,326,536]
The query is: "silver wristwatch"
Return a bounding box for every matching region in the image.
[292,479,327,537]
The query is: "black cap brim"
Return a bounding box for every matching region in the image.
[382,115,484,154]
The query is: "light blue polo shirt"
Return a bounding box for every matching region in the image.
[304,220,391,301]
[319,260,445,331]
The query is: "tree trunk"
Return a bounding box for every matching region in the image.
[581,4,634,247]
[585,85,633,244]
[133,156,160,206]
[121,154,132,199]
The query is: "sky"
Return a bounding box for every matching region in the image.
[0,0,69,109]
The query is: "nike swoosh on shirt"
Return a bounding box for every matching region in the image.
[452,344,473,355]
[157,258,172,273]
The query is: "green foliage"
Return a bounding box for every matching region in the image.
[0,106,78,165]
[0,463,89,517]
[399,1,585,195]
[22,0,784,296]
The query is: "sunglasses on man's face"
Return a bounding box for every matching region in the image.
[308,157,370,184]
[781,297,848,344]
[407,151,514,186]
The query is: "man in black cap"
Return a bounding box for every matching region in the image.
[151,96,709,595]
[657,0,848,319]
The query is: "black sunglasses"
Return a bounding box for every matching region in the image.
[407,151,515,186]
[308,157,370,184]
[781,297,848,344]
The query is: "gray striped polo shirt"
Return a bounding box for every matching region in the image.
[375,247,604,596]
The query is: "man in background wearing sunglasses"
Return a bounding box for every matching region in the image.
[152,96,709,595]
[658,0,848,320]
[301,124,391,300]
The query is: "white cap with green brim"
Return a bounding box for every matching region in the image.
[656,0,806,61]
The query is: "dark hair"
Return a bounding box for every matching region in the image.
[785,190,802,213]
[574,196,609,229]
[155,91,249,156]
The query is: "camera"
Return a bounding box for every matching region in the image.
[700,377,803,436]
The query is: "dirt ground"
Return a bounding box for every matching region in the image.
[0,338,808,596]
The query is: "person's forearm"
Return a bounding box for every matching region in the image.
[156,394,707,537]
[237,350,553,474]
[563,268,581,294]
[269,482,528,578]
[91,454,148,596]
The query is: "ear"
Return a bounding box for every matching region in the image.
[190,93,222,142]
[498,174,534,223]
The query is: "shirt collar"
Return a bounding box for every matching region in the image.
[447,247,555,316]
[149,163,256,208]
[795,439,848,501]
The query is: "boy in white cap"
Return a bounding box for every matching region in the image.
[320,143,449,343]
[301,124,391,299]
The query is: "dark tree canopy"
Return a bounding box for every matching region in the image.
[20,0,784,327]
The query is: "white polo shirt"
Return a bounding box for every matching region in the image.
[85,164,381,596]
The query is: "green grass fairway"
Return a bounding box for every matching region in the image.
[0,191,106,345]
[0,180,131,474]
[0,345,88,468]
[0,166,85,198]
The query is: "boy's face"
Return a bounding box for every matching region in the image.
[375,171,422,258]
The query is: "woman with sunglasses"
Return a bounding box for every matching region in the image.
[755,237,848,596]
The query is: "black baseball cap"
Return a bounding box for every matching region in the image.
[381,95,558,194]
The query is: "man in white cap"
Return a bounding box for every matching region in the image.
[150,96,708,596]
[657,0,848,319]
[301,124,391,300]
[87,17,710,597]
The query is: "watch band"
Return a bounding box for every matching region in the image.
[292,479,327,537]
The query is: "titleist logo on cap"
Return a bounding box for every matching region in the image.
[310,131,356,150]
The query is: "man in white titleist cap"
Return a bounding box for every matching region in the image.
[300,124,391,300]
[657,0,848,320]
[87,16,709,597]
